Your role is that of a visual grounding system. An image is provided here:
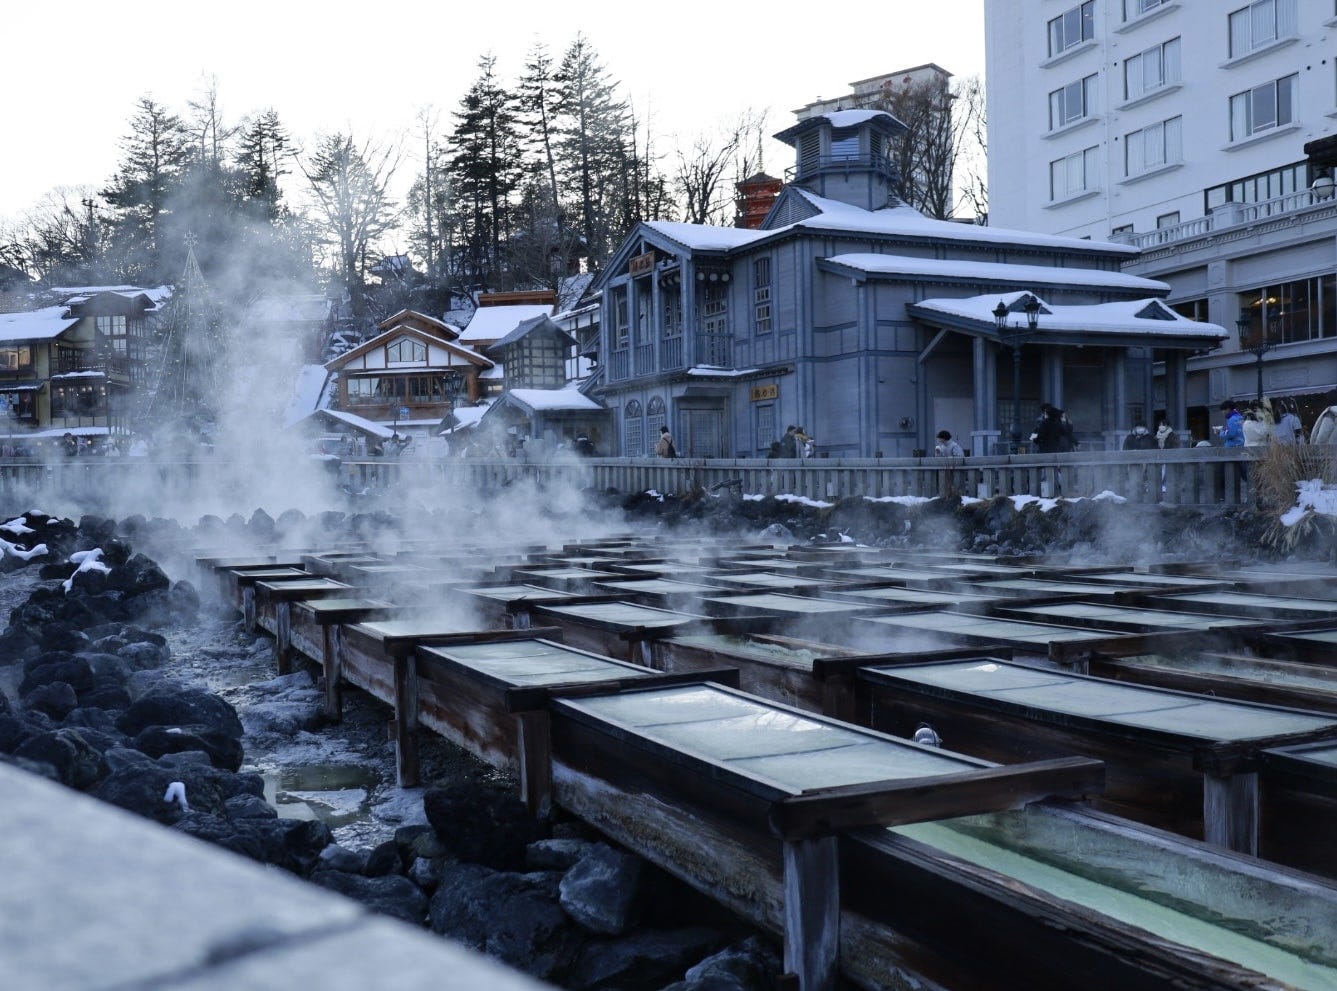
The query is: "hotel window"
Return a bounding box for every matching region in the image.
[1124,0,1168,18]
[1227,0,1297,59]
[1229,73,1297,141]
[1124,38,1180,101]
[1112,223,1135,236]
[1239,277,1337,344]
[661,291,682,337]
[386,338,426,363]
[1124,116,1182,175]
[1156,211,1181,228]
[1048,1,1095,57]
[1170,298,1208,321]
[1049,74,1098,129]
[1050,146,1100,200]
[646,396,666,444]
[1205,161,1308,210]
[753,257,773,334]
[0,346,31,370]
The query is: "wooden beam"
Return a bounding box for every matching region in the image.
[322,624,344,720]
[242,586,257,634]
[782,835,840,991]
[273,602,293,675]
[516,710,553,818]
[768,757,1104,841]
[504,668,742,714]
[1203,771,1259,855]
[393,653,420,788]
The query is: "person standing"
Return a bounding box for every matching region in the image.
[778,425,798,458]
[1155,420,1180,449]
[1123,422,1157,450]
[1310,391,1337,445]
[1030,405,1065,454]
[656,424,677,458]
[1275,400,1303,445]
[1219,401,1246,448]
[795,426,815,458]
[1058,411,1079,452]
[934,430,964,458]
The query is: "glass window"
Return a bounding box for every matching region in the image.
[1156,211,1181,228]
[1124,0,1168,18]
[1048,1,1095,56]
[1228,0,1297,59]
[1229,74,1297,141]
[1050,146,1100,200]
[754,257,773,334]
[624,400,644,457]
[1205,162,1309,210]
[646,396,666,444]
[614,291,629,348]
[1170,298,1208,321]
[1049,74,1098,129]
[1124,38,1180,101]
[1112,223,1135,236]
[1238,277,1336,344]
[1124,116,1182,175]
[386,338,426,363]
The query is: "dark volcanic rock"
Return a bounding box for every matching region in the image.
[311,869,428,925]
[423,781,543,871]
[21,681,79,721]
[559,843,643,936]
[132,724,244,772]
[567,927,725,991]
[116,689,244,740]
[428,863,583,981]
[177,813,333,876]
[660,937,783,991]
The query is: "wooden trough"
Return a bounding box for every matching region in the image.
[847,656,1337,862]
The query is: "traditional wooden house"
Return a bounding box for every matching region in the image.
[0,287,163,440]
[592,110,1228,458]
[324,310,491,436]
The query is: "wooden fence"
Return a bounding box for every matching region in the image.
[0,447,1273,509]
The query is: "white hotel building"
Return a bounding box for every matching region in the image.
[985,0,1337,440]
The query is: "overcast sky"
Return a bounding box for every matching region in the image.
[2,1,985,231]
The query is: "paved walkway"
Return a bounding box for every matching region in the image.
[0,764,548,991]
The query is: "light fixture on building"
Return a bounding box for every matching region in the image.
[1312,168,1336,200]
[993,295,1042,454]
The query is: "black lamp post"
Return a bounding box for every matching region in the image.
[1236,307,1279,404]
[442,368,465,445]
[993,296,1041,453]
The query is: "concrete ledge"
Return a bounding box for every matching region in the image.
[0,763,549,991]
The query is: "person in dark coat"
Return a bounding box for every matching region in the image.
[778,425,798,458]
[1123,422,1157,451]
[1030,405,1065,454]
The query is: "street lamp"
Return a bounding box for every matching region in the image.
[1312,168,1336,200]
[1236,306,1280,404]
[993,295,1042,454]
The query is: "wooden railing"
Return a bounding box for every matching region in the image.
[0,447,1275,509]
[336,447,1267,508]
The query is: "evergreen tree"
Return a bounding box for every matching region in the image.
[551,34,631,269]
[235,109,290,220]
[100,97,191,282]
[448,54,523,290]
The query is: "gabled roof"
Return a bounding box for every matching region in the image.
[377,309,460,341]
[301,408,395,439]
[485,387,606,417]
[324,323,493,371]
[458,303,553,345]
[0,306,79,343]
[907,291,1227,350]
[485,314,577,355]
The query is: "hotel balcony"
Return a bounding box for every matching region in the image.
[1113,185,1337,254]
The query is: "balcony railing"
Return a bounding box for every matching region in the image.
[1115,186,1336,250]
[609,350,630,381]
[785,153,896,184]
[661,336,684,370]
[634,343,655,376]
[694,333,732,367]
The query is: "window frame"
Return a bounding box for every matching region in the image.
[1228,73,1297,142]
[1049,73,1099,130]
[1048,1,1096,57]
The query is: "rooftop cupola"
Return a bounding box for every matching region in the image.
[773,109,907,211]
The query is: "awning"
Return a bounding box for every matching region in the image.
[0,381,46,393]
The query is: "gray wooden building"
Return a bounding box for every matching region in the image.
[593,109,1226,457]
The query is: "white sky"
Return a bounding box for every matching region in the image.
[2,1,985,230]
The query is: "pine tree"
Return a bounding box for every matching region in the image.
[236,109,290,220]
[552,34,631,269]
[100,97,191,282]
[448,54,523,290]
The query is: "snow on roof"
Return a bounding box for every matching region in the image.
[913,292,1227,340]
[643,221,767,252]
[440,403,491,434]
[310,408,396,439]
[506,387,603,412]
[790,190,1139,255]
[55,285,173,308]
[27,426,110,438]
[51,371,105,379]
[825,253,1168,292]
[480,363,505,380]
[0,306,78,342]
[686,366,763,378]
[458,304,553,343]
[825,109,896,129]
[283,364,330,428]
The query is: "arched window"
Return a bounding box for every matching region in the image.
[646,396,666,446]
[624,400,644,456]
